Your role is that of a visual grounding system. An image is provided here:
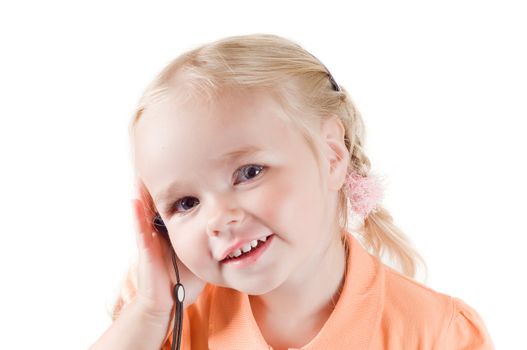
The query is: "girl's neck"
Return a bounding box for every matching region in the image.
[249,233,347,339]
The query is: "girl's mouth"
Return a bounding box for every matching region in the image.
[220,234,275,269]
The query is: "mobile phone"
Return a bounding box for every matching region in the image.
[153,212,169,237]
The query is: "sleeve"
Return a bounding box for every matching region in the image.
[443,297,495,350]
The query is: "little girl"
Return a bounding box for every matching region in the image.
[90,34,494,350]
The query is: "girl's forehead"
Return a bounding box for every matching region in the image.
[133,88,304,180]
[139,87,289,129]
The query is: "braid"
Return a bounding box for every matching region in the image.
[337,87,427,279]
[340,86,371,177]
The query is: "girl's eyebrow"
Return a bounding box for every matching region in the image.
[154,145,263,204]
[213,145,263,163]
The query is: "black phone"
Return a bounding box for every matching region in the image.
[153,212,169,237]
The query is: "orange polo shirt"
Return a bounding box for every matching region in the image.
[164,232,494,349]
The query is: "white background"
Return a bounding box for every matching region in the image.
[0,0,525,348]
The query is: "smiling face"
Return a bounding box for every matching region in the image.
[133,87,341,294]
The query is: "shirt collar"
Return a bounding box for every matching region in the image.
[208,232,385,350]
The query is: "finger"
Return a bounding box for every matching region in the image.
[133,181,174,276]
[135,180,159,234]
[132,198,154,252]
[134,198,172,278]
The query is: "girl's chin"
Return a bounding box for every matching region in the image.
[223,275,284,295]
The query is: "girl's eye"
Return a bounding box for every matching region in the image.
[170,164,265,215]
[173,197,200,213]
[234,164,265,185]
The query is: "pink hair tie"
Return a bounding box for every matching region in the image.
[343,171,385,219]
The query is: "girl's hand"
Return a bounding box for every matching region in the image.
[131,183,206,321]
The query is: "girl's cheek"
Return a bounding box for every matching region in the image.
[255,175,295,226]
[169,227,197,261]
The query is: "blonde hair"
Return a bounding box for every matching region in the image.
[113,33,427,345]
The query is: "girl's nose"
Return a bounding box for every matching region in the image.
[205,196,245,237]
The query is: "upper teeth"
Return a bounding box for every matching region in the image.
[227,235,269,258]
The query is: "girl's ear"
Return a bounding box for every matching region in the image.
[320,115,349,191]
